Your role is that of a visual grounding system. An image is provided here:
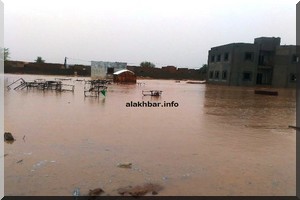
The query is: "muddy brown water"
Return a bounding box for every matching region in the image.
[4,74,296,196]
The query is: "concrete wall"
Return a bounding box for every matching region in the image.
[231,44,260,86]
[273,46,297,88]
[91,61,127,79]
[207,36,297,88]
[4,62,91,76]
[207,44,235,85]
[128,66,202,80]
[254,37,281,51]
[207,43,259,86]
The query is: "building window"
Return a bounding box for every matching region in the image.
[224,53,229,61]
[217,54,221,62]
[292,55,299,63]
[211,55,215,62]
[222,70,227,80]
[215,71,220,79]
[243,72,252,81]
[290,73,296,82]
[209,71,214,79]
[244,52,254,61]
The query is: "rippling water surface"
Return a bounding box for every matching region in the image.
[4,74,296,196]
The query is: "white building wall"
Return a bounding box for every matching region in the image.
[91,61,127,79]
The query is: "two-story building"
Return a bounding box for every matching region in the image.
[207,37,297,88]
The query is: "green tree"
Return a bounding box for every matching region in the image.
[200,64,207,73]
[4,48,10,61]
[35,56,45,63]
[140,61,155,68]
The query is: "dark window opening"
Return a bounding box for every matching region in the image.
[215,71,219,79]
[224,53,229,61]
[243,72,252,81]
[292,55,299,63]
[245,52,254,61]
[209,71,214,79]
[222,70,227,80]
[211,55,215,62]
[290,73,296,82]
[217,54,221,62]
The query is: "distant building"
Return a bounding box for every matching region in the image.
[113,69,136,83]
[91,61,127,79]
[207,37,298,88]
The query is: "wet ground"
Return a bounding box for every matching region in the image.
[4,74,296,196]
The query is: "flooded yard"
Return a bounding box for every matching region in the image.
[3,74,296,196]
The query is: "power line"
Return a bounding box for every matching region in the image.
[65,57,92,63]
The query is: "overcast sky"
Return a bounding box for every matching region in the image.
[2,0,298,68]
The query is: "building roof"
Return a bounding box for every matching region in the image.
[210,42,255,50]
[113,69,135,75]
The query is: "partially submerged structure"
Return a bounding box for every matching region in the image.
[207,37,298,88]
[142,90,162,96]
[84,79,109,97]
[91,61,127,79]
[7,78,75,92]
[113,69,136,83]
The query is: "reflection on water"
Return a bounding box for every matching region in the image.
[4,74,296,196]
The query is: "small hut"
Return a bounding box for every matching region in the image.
[113,69,136,83]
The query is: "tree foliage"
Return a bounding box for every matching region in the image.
[140,61,155,68]
[35,56,45,63]
[199,64,207,73]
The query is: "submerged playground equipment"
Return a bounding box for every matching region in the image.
[83,79,109,97]
[7,78,75,92]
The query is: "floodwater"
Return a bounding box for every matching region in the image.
[4,74,296,196]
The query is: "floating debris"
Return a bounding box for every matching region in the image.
[288,125,300,131]
[117,183,163,196]
[16,159,23,164]
[4,132,15,143]
[142,90,162,96]
[88,188,104,196]
[254,90,278,96]
[117,162,132,169]
[74,79,85,82]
